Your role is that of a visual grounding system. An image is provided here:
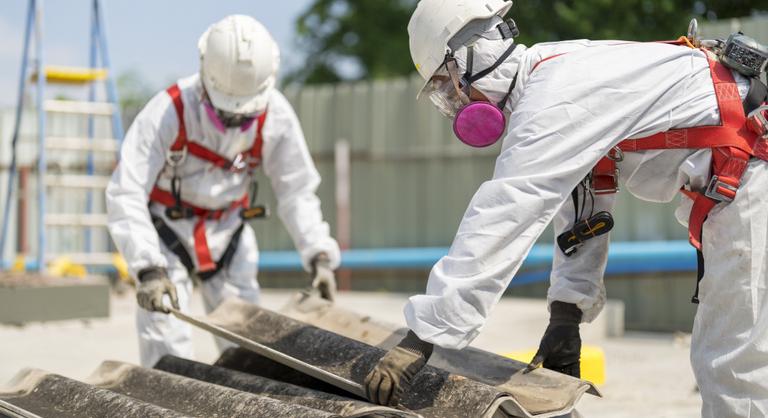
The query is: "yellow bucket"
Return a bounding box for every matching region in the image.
[503,345,606,386]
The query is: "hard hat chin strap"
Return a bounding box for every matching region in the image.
[461,42,519,107]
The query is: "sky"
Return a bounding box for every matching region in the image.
[0,0,314,106]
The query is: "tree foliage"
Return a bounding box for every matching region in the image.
[291,0,766,84]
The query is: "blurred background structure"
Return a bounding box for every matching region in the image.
[0,1,767,329]
[2,2,768,416]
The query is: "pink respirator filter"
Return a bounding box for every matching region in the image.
[204,101,227,134]
[452,102,506,148]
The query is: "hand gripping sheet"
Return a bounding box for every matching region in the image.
[185,296,597,418]
[281,291,601,417]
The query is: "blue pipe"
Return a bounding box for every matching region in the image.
[255,240,697,273]
[2,241,698,284]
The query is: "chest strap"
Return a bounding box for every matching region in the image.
[166,84,266,172]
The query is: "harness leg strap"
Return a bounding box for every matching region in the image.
[151,214,196,275]
[193,218,217,272]
[692,248,705,304]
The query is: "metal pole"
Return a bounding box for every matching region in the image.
[84,0,99,253]
[94,0,124,143]
[18,167,29,255]
[34,0,47,272]
[0,0,36,269]
[334,140,351,291]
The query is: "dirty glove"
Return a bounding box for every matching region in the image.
[311,253,336,302]
[136,267,179,314]
[526,301,582,377]
[364,330,433,406]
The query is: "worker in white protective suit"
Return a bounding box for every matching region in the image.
[364,1,768,416]
[106,15,341,367]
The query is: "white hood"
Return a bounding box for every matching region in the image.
[454,37,527,110]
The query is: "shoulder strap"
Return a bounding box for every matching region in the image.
[166,84,188,151]
[617,54,757,156]
[249,111,268,162]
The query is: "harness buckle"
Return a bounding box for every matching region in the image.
[166,147,188,167]
[230,153,261,172]
[607,146,624,162]
[747,104,768,139]
[241,205,269,220]
[590,169,620,194]
[230,153,247,171]
[704,175,738,202]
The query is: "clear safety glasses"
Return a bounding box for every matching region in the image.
[202,92,261,129]
[421,57,470,119]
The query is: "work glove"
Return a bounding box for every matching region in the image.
[310,253,336,302]
[364,330,433,406]
[136,267,179,314]
[525,301,583,378]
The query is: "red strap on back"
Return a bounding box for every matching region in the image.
[532,41,761,250]
[617,56,757,156]
[592,54,758,249]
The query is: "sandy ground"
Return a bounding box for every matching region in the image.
[0,289,701,417]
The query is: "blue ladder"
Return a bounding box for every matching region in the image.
[0,0,124,272]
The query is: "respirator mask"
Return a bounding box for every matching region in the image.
[202,91,260,134]
[420,21,520,148]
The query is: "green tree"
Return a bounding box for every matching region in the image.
[290,0,417,84]
[291,0,766,84]
[116,70,155,128]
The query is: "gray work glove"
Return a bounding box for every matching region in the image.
[525,301,583,378]
[136,267,179,314]
[364,330,433,406]
[311,253,336,302]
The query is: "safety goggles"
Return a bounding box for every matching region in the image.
[420,57,470,119]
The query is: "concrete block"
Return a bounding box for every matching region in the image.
[0,273,110,324]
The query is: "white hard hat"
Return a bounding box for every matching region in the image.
[198,15,280,114]
[408,0,513,82]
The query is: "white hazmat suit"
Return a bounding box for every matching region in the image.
[107,74,340,367]
[405,38,766,417]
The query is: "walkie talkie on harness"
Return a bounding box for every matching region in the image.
[557,180,614,257]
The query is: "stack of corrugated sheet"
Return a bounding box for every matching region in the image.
[0,294,598,418]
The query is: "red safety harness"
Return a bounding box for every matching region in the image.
[534,41,766,251]
[150,84,267,272]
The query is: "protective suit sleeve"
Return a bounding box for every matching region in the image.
[547,190,616,323]
[404,42,713,349]
[262,92,341,271]
[106,92,177,278]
